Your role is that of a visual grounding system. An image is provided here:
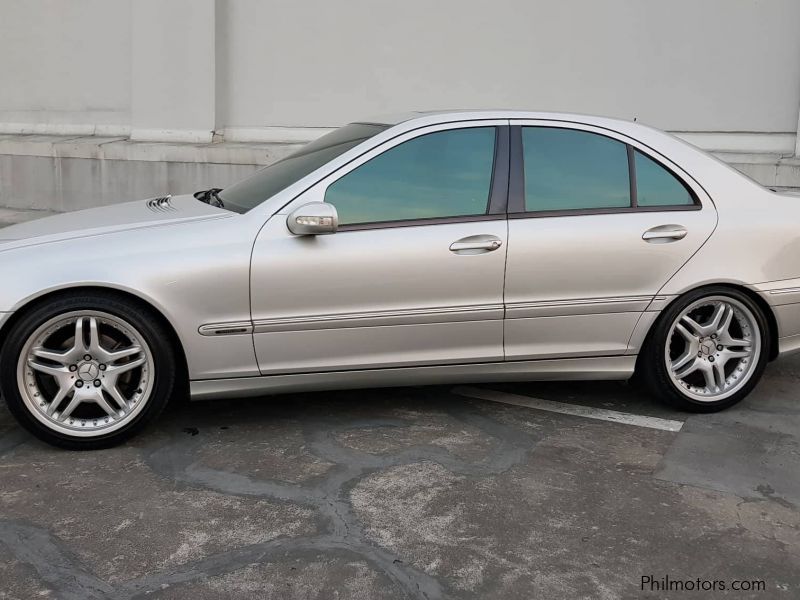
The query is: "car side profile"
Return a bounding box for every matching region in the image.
[0,110,798,449]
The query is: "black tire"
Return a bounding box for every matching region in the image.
[0,292,176,449]
[637,286,770,413]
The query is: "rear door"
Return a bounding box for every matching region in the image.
[504,121,717,360]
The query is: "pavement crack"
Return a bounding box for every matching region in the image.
[0,520,115,600]
[3,399,541,599]
[755,483,796,510]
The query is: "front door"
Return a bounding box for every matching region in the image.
[503,122,718,360]
[250,122,510,374]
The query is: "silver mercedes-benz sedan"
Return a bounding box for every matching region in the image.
[1,110,798,448]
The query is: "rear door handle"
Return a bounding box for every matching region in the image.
[642,225,688,243]
[449,235,503,254]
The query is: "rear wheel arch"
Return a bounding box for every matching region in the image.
[635,283,773,412]
[639,283,778,363]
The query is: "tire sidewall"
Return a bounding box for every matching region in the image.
[0,293,175,449]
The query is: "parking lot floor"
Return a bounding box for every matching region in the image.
[1,354,799,599]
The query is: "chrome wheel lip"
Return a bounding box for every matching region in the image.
[665,296,761,403]
[16,310,155,438]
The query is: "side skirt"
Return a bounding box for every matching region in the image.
[189,356,636,401]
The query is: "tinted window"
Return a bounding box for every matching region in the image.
[325,127,496,225]
[635,150,694,206]
[219,123,388,213]
[522,127,630,212]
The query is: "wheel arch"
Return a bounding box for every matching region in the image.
[636,283,780,370]
[0,285,189,391]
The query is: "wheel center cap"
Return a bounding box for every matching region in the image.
[700,341,715,356]
[77,362,99,381]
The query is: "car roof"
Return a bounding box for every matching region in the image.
[362,109,637,129]
[358,109,678,148]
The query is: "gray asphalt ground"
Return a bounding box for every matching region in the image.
[1,210,799,598]
[1,356,799,599]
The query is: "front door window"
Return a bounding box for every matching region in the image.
[325,127,497,225]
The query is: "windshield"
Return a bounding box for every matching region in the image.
[219,123,389,213]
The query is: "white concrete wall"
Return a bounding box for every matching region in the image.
[131,0,216,142]
[0,0,131,134]
[0,0,799,151]
[218,0,800,135]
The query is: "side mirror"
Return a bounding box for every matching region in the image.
[287,202,338,235]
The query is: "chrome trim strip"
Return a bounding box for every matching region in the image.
[198,321,254,336]
[209,297,664,336]
[253,304,504,333]
[507,295,653,309]
[759,287,800,307]
[506,296,653,318]
[646,295,676,311]
[190,356,637,400]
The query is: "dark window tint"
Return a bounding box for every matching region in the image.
[634,150,694,206]
[522,127,630,212]
[219,123,388,213]
[325,127,496,225]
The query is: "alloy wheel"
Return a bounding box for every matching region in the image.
[17,311,155,437]
[664,296,760,402]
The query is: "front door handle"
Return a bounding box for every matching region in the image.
[642,225,688,243]
[449,235,503,254]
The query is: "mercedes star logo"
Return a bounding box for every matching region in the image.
[78,362,99,381]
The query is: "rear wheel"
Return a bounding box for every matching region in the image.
[0,293,176,449]
[639,287,770,412]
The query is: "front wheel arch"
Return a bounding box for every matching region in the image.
[0,286,189,396]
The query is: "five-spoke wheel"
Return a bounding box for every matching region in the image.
[20,312,154,436]
[666,296,759,401]
[1,292,176,449]
[639,287,769,412]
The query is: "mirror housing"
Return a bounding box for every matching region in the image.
[287,202,338,235]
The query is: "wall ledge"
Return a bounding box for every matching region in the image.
[130,128,215,144]
[0,135,797,213]
[672,131,796,155]
[0,133,302,166]
[0,131,797,188]
[1,122,797,154]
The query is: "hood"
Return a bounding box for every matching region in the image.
[0,194,230,248]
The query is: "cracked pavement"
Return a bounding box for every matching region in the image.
[1,354,800,599]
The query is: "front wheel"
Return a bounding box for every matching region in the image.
[639,287,770,412]
[0,292,176,449]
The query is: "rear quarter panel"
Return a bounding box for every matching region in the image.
[660,190,800,347]
[661,190,800,293]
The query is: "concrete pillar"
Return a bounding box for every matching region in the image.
[130,0,216,143]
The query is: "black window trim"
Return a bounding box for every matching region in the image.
[337,212,507,232]
[507,125,702,219]
[335,125,510,232]
[627,144,638,208]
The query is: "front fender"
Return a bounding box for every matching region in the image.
[0,218,260,379]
